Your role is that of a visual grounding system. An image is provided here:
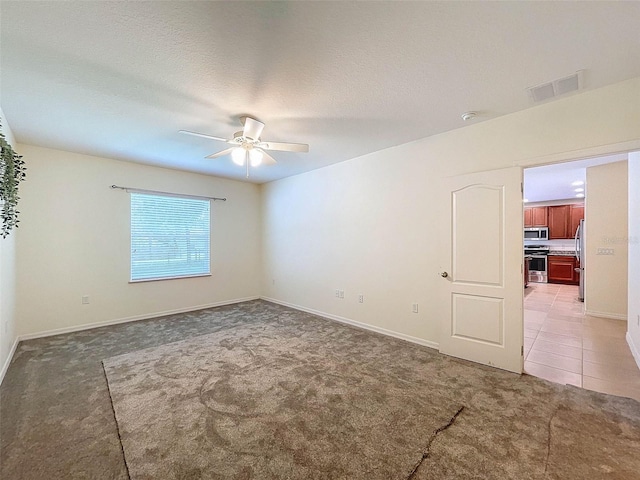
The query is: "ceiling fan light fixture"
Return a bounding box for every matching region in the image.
[231,147,246,166]
[180,116,309,175]
[249,148,264,167]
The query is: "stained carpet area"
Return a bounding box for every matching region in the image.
[102,322,460,479]
[2,300,640,479]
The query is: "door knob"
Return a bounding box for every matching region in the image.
[441,272,449,278]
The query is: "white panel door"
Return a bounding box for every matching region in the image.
[439,167,524,373]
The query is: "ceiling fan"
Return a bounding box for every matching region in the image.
[180,116,309,177]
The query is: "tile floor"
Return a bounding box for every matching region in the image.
[524,282,640,401]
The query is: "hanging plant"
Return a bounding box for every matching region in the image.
[0,122,26,238]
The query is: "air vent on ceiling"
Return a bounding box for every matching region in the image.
[528,71,584,103]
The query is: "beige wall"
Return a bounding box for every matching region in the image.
[628,152,640,366]
[262,77,640,345]
[0,106,18,380]
[14,145,262,337]
[585,161,628,319]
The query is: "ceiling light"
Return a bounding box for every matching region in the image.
[461,111,477,121]
[574,187,584,192]
[571,180,584,186]
[523,198,529,203]
[231,147,246,166]
[576,193,585,198]
[249,148,263,167]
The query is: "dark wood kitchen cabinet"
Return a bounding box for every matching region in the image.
[548,204,584,239]
[525,203,583,238]
[524,206,548,227]
[548,255,579,285]
[569,204,584,238]
[548,205,571,239]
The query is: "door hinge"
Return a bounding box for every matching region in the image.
[521,182,523,193]
[521,345,524,356]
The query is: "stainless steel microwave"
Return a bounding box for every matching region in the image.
[524,227,549,241]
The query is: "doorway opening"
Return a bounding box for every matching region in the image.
[522,152,639,401]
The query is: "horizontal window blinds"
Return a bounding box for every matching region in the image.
[131,193,210,281]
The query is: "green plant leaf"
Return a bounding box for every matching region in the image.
[0,122,26,238]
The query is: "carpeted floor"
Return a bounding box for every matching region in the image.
[103,322,461,479]
[1,300,639,479]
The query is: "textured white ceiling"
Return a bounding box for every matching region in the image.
[1,1,639,184]
[524,153,628,203]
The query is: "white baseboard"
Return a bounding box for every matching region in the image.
[17,296,260,342]
[261,296,439,350]
[0,337,20,387]
[627,332,640,371]
[584,310,628,321]
[3,296,438,386]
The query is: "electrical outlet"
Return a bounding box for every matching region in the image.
[358,294,364,303]
[82,295,90,305]
[412,303,419,313]
[339,290,345,299]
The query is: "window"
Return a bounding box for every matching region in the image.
[130,193,210,282]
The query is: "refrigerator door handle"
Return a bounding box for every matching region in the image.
[574,224,580,261]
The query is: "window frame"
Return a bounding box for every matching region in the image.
[129,192,212,283]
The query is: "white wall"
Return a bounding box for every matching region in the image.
[0,107,19,380]
[628,152,640,367]
[585,161,628,319]
[15,145,261,337]
[262,76,640,345]
[262,151,445,342]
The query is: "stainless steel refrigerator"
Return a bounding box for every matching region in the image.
[575,219,585,302]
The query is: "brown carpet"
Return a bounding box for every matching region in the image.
[2,300,640,479]
[103,322,462,479]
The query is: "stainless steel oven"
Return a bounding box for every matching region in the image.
[525,245,549,283]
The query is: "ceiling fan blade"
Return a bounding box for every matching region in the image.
[242,117,265,141]
[260,150,277,166]
[205,148,235,159]
[179,130,229,142]
[258,141,309,153]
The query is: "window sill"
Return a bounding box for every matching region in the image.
[129,273,212,284]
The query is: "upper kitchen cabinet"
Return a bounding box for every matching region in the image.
[524,206,548,227]
[548,204,584,239]
[569,204,584,238]
[549,205,571,238]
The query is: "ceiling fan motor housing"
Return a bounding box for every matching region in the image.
[233,131,261,147]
